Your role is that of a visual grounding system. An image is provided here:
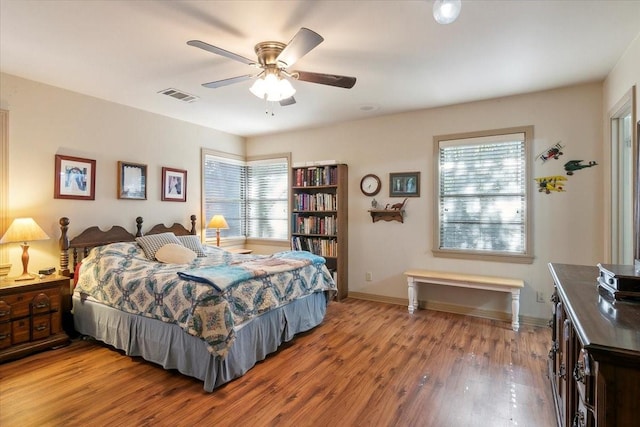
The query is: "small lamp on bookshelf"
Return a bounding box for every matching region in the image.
[207,215,229,247]
[0,217,50,281]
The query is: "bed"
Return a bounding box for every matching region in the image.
[59,215,336,392]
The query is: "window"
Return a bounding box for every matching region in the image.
[433,126,533,263]
[202,149,290,243]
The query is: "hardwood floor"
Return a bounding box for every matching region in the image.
[0,299,555,427]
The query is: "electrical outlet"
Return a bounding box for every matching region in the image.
[536,291,545,303]
[365,272,372,281]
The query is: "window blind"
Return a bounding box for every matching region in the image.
[246,158,289,239]
[203,152,289,242]
[203,154,245,240]
[439,138,526,254]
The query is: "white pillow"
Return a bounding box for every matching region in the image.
[136,232,181,260]
[155,244,197,264]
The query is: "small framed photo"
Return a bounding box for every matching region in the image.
[118,161,147,200]
[389,172,421,197]
[54,154,96,200]
[161,167,187,202]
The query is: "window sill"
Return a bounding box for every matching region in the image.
[432,249,534,264]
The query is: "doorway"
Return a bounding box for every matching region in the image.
[610,87,636,264]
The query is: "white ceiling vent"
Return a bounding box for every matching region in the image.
[158,88,199,103]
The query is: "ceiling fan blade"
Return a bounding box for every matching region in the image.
[276,28,324,68]
[279,96,296,106]
[202,75,253,89]
[187,40,255,66]
[294,71,356,89]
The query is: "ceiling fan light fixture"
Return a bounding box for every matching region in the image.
[249,73,296,102]
[433,0,461,24]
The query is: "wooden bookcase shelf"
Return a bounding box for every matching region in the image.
[291,164,348,300]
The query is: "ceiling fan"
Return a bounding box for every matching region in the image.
[187,28,356,107]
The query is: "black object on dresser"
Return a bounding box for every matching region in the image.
[548,263,640,427]
[0,275,70,362]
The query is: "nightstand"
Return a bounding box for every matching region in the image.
[0,275,71,362]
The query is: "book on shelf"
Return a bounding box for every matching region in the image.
[293,193,337,211]
[293,165,338,187]
[290,236,337,257]
[292,214,337,235]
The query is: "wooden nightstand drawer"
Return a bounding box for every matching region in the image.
[12,318,29,344]
[3,289,60,319]
[0,322,11,349]
[31,293,51,315]
[31,314,51,340]
[0,300,10,322]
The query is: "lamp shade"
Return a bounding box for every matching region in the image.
[207,215,229,247]
[0,218,50,244]
[207,215,229,230]
[1,218,50,281]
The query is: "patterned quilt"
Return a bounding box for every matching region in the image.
[73,242,336,357]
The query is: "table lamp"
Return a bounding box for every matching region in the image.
[207,215,229,247]
[0,217,50,280]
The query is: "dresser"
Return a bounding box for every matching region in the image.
[548,263,640,427]
[0,275,70,362]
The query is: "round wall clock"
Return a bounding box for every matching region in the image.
[360,174,381,196]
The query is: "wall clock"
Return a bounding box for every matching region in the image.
[360,174,381,196]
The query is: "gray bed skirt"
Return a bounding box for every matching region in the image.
[72,292,330,392]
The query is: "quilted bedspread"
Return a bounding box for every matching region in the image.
[73,242,336,357]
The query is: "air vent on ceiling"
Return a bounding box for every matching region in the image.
[158,88,199,103]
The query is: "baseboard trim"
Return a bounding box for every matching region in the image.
[347,291,548,328]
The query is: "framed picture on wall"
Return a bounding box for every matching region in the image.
[389,171,420,197]
[117,161,147,200]
[161,167,187,202]
[54,154,96,200]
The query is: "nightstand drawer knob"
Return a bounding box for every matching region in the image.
[34,302,49,309]
[0,332,10,340]
[0,310,8,317]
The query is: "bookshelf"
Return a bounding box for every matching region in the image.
[291,163,348,300]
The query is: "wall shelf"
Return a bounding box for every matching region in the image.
[368,209,404,223]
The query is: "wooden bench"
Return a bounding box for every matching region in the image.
[404,269,524,331]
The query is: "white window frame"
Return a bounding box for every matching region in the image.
[201,148,291,246]
[433,126,534,264]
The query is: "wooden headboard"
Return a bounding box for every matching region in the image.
[59,215,197,276]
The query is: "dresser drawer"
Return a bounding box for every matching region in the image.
[573,397,595,427]
[573,348,594,407]
[12,318,30,344]
[31,314,51,340]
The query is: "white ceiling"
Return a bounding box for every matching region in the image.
[1,0,639,137]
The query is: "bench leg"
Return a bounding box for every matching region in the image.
[407,277,417,313]
[511,289,520,332]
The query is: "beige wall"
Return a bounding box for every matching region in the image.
[0,73,245,275]
[247,82,605,322]
[0,68,623,324]
[603,33,639,112]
